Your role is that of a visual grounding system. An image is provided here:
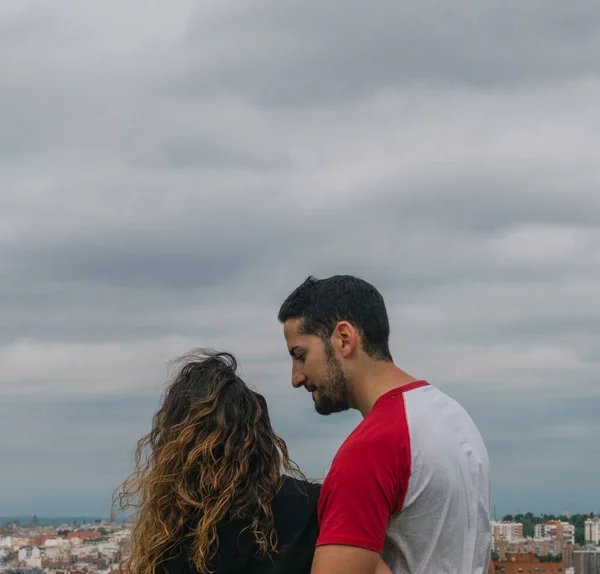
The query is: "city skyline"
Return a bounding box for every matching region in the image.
[3,511,600,528]
[3,516,598,574]
[2,0,600,517]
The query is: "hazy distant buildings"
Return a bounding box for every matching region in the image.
[574,548,600,574]
[491,518,586,560]
[491,521,523,549]
[492,552,567,574]
[586,519,600,546]
[0,520,123,574]
[535,521,576,555]
[564,543,580,570]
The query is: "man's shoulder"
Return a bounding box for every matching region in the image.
[403,383,487,444]
[344,390,412,446]
[329,405,412,478]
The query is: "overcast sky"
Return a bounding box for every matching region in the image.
[1,0,599,520]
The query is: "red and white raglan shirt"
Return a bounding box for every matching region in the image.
[316,381,492,574]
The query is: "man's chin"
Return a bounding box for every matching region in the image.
[314,404,332,416]
[314,397,348,416]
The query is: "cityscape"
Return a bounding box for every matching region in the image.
[490,514,600,573]
[0,516,129,574]
[2,512,599,574]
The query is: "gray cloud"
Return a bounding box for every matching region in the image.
[1,0,599,518]
[176,0,600,105]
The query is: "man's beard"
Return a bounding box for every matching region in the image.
[312,345,350,416]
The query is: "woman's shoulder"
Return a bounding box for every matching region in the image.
[273,474,321,517]
[279,474,322,496]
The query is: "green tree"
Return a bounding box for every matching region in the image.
[522,516,535,538]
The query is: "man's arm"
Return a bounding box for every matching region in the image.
[312,404,410,574]
[311,545,391,574]
[376,557,393,574]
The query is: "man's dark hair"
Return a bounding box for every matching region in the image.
[278,275,393,362]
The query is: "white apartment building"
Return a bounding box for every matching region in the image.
[0,537,11,548]
[44,546,68,560]
[0,536,29,551]
[71,545,100,559]
[491,521,524,550]
[45,537,71,548]
[586,518,600,545]
[16,546,44,568]
[96,542,120,561]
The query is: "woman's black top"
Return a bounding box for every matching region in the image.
[160,476,321,574]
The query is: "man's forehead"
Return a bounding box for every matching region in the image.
[283,320,315,358]
[283,317,304,339]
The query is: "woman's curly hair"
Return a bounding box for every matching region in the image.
[113,349,305,574]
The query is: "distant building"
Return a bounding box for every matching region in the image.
[586,520,600,546]
[0,536,12,548]
[564,543,579,569]
[492,551,566,574]
[492,521,524,550]
[3,537,30,551]
[535,521,576,555]
[16,546,44,568]
[43,537,70,548]
[41,554,75,569]
[496,537,559,560]
[67,532,101,541]
[574,548,600,574]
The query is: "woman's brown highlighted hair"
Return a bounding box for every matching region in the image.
[113,349,304,574]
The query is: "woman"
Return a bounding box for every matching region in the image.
[114,349,392,574]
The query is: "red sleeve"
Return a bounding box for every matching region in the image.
[316,394,411,553]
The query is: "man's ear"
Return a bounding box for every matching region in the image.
[332,321,359,358]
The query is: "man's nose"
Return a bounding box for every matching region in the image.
[292,366,307,388]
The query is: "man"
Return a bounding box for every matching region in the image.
[278,275,492,574]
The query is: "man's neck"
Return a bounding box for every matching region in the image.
[351,362,419,418]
